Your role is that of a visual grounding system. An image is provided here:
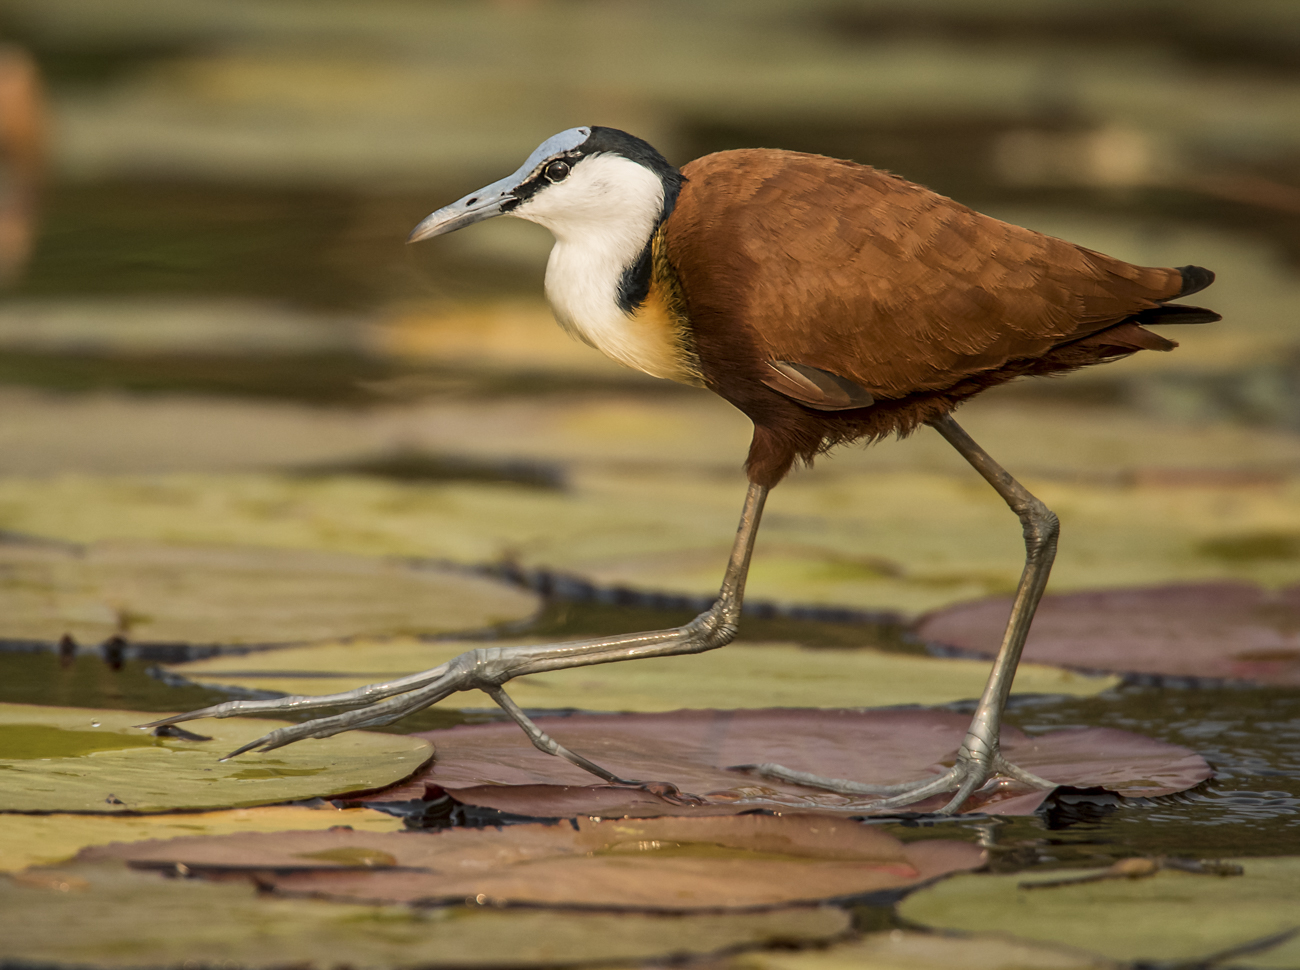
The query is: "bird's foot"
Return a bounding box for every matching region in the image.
[139,607,741,801]
[732,752,1056,815]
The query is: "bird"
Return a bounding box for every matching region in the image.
[148,126,1219,814]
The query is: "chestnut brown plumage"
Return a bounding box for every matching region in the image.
[150,127,1218,815]
[664,149,1216,486]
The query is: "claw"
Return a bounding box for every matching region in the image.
[727,756,1055,815]
[626,780,705,806]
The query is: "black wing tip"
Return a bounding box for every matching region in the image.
[1141,303,1222,325]
[1176,265,1215,298]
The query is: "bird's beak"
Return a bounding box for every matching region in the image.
[408,174,520,243]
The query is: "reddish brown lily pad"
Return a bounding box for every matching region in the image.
[360,708,1211,817]
[1,860,850,967]
[915,582,1300,685]
[82,814,985,910]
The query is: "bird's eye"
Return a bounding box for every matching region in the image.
[544,160,571,182]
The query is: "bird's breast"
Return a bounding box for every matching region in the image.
[543,233,703,386]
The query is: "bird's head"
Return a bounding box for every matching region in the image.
[408,126,683,246]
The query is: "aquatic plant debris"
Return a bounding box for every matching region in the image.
[899,857,1300,968]
[916,582,1300,685]
[354,708,1212,817]
[80,814,985,909]
[0,859,850,967]
[721,929,1119,970]
[163,636,1116,711]
[0,538,538,649]
[0,703,432,812]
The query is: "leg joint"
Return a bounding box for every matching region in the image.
[1015,496,1059,549]
[459,649,510,691]
[686,608,739,651]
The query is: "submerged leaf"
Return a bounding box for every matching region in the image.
[0,805,404,872]
[0,539,538,649]
[0,859,849,967]
[900,857,1300,968]
[83,814,984,909]
[916,582,1300,685]
[0,703,431,812]
[359,708,1211,817]
[165,637,1115,710]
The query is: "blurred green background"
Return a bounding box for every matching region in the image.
[2,0,1300,616]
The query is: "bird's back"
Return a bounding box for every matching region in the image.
[661,149,1215,483]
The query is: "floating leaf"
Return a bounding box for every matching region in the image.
[899,858,1300,968]
[359,708,1211,817]
[165,637,1116,710]
[0,703,431,812]
[83,814,984,909]
[0,859,849,967]
[9,440,1300,621]
[916,583,1300,685]
[0,805,404,872]
[726,929,1117,970]
[0,538,538,649]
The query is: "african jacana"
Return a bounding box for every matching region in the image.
[151,127,1218,814]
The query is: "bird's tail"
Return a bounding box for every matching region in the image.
[1176,264,1215,298]
[1078,265,1220,353]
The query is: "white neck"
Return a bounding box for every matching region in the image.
[512,154,679,378]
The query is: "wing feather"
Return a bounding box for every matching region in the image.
[665,150,1187,400]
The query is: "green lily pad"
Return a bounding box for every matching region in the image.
[726,929,1117,969]
[83,814,985,909]
[8,451,1300,621]
[0,859,850,968]
[163,636,1116,711]
[0,703,432,812]
[0,538,538,649]
[899,858,1300,968]
[0,805,405,872]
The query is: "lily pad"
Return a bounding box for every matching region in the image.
[0,703,432,812]
[899,857,1300,968]
[916,582,1300,685]
[0,805,405,872]
[0,538,538,649]
[9,448,1300,621]
[360,708,1212,818]
[0,860,850,968]
[164,637,1116,710]
[82,814,985,910]
[726,929,1118,970]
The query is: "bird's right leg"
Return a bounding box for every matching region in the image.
[142,483,770,799]
[736,414,1060,813]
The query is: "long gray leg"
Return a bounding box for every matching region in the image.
[739,414,1060,814]
[930,413,1060,806]
[143,483,769,790]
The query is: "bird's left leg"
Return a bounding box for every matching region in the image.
[142,483,769,803]
[740,413,1060,814]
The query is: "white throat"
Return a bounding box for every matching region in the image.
[511,153,677,378]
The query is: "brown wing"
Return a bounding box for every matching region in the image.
[665,150,1188,400]
[761,360,874,410]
